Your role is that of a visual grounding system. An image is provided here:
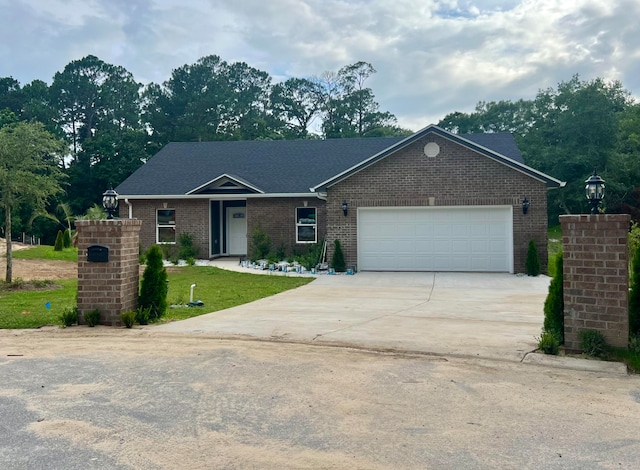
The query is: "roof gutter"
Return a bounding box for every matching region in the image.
[116,192,315,200]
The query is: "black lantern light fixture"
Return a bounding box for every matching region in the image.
[522,197,530,215]
[341,201,349,217]
[585,169,605,214]
[102,188,119,219]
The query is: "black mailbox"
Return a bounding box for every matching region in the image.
[87,245,109,263]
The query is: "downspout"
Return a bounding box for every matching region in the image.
[123,199,133,219]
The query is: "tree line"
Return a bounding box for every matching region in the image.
[0,55,409,243]
[438,75,640,224]
[2,56,640,248]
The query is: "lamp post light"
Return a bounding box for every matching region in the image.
[585,169,605,214]
[102,188,119,219]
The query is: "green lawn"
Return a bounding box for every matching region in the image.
[164,267,312,322]
[0,265,313,329]
[0,279,78,329]
[11,245,79,262]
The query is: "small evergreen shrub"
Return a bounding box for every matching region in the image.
[54,230,64,251]
[332,239,346,272]
[139,245,168,321]
[537,330,560,355]
[580,330,608,358]
[178,232,199,260]
[135,306,151,325]
[84,309,100,327]
[59,306,78,327]
[250,225,271,262]
[629,244,640,337]
[543,252,564,343]
[62,229,72,249]
[121,310,136,328]
[525,240,541,276]
[186,257,196,266]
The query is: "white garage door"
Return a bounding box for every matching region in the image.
[358,206,513,272]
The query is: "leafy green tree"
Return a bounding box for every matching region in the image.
[270,77,323,139]
[139,245,168,321]
[0,121,65,282]
[318,62,398,138]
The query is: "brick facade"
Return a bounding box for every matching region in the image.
[247,197,327,258]
[560,214,629,351]
[129,199,210,257]
[325,134,549,273]
[76,219,142,326]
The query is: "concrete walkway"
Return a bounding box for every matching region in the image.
[156,265,553,363]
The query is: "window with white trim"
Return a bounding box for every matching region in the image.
[296,207,317,243]
[157,209,176,244]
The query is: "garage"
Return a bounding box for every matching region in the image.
[357,206,513,272]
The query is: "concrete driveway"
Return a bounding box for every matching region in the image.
[155,270,551,362]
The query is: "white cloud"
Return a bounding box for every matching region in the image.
[0,0,638,130]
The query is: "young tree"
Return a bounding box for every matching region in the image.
[0,121,65,282]
[139,245,168,321]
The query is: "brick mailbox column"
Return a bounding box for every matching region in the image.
[76,219,142,326]
[560,214,629,352]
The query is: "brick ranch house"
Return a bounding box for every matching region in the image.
[115,124,565,273]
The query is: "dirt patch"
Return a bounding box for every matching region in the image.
[0,239,77,281]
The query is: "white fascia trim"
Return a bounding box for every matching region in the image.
[117,193,314,200]
[185,173,264,195]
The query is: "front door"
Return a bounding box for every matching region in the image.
[226,207,247,255]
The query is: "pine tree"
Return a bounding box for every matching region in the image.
[139,245,168,321]
[525,240,541,276]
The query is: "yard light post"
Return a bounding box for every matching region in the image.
[102,188,119,219]
[585,169,605,214]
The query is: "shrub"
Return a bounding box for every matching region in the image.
[186,257,196,266]
[250,225,271,262]
[525,240,541,276]
[84,309,100,327]
[537,330,560,355]
[121,310,136,328]
[294,243,323,270]
[139,245,168,321]
[59,306,78,327]
[62,229,72,249]
[580,329,608,358]
[629,244,640,337]
[135,306,151,325]
[543,252,564,342]
[332,239,346,272]
[178,232,199,260]
[54,230,64,251]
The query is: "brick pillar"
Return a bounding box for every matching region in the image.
[560,214,629,352]
[76,219,142,326]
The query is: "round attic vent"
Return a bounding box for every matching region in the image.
[424,142,440,158]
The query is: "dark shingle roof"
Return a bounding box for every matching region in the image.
[116,130,530,196]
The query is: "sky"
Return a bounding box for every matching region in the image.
[1,0,639,131]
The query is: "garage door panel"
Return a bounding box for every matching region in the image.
[358,207,512,272]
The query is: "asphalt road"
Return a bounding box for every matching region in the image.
[1,329,640,469]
